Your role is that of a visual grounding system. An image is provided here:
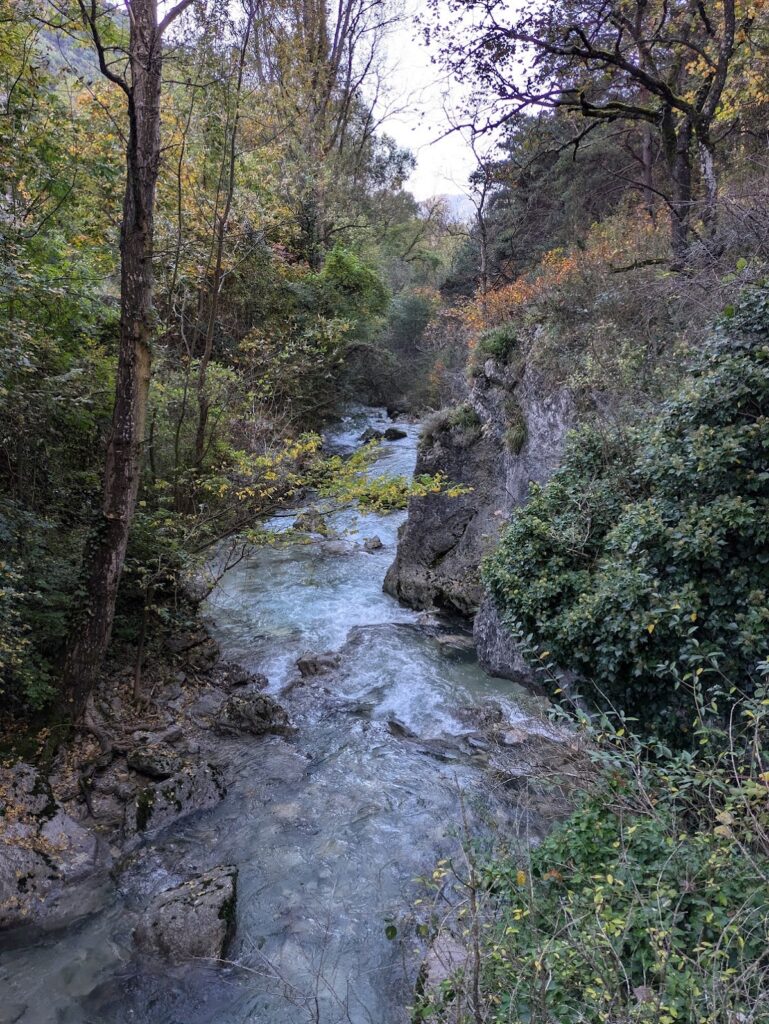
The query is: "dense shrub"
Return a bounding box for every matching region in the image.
[309,244,390,340]
[421,403,482,448]
[484,287,769,737]
[386,288,440,351]
[475,322,518,362]
[414,688,769,1024]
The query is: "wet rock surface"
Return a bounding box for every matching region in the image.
[212,692,292,737]
[473,594,540,685]
[0,626,292,934]
[214,663,268,691]
[293,509,336,537]
[133,865,237,963]
[125,763,227,836]
[383,427,407,441]
[0,764,108,932]
[127,743,183,780]
[296,651,342,677]
[359,427,384,442]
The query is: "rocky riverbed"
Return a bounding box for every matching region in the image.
[0,407,580,1024]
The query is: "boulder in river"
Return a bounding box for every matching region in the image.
[126,762,226,836]
[293,509,335,537]
[363,535,383,552]
[126,743,183,780]
[133,865,237,963]
[296,651,341,677]
[383,427,407,441]
[359,427,384,443]
[213,692,292,737]
[386,717,418,739]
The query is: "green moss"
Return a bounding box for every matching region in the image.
[135,787,155,831]
[421,403,482,449]
[504,396,528,454]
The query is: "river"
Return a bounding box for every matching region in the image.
[1,407,543,1024]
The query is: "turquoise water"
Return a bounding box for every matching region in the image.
[0,408,536,1024]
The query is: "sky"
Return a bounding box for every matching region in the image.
[378,5,478,201]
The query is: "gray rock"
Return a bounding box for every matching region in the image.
[164,631,219,671]
[131,724,184,746]
[386,717,418,739]
[473,593,540,686]
[424,934,467,990]
[126,763,226,836]
[498,727,529,747]
[296,651,341,677]
[178,571,211,607]
[359,428,384,442]
[0,764,107,931]
[133,865,237,963]
[363,535,383,552]
[127,744,183,780]
[383,427,407,441]
[434,631,474,651]
[215,663,268,691]
[385,358,574,624]
[322,540,355,555]
[292,509,334,536]
[212,692,291,737]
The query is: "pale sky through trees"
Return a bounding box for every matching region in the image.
[155,0,479,202]
[381,1,478,200]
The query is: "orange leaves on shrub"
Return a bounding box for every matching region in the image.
[460,213,662,348]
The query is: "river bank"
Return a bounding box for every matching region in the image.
[0,408,578,1024]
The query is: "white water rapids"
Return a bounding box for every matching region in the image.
[1,407,545,1024]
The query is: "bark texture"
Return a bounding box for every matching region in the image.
[63,1,173,712]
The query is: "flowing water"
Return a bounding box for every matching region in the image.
[0,408,544,1024]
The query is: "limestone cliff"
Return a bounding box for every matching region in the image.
[384,354,574,680]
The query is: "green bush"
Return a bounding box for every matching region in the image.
[476,323,518,362]
[310,244,390,340]
[504,396,528,454]
[414,689,769,1024]
[483,287,769,738]
[421,403,482,447]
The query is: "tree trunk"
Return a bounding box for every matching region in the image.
[62,2,162,713]
[641,126,656,222]
[696,128,719,235]
[666,116,694,265]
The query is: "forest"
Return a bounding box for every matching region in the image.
[0,0,768,1021]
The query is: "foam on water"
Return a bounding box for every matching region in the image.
[1,408,534,1024]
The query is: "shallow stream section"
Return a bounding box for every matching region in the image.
[1,407,546,1024]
